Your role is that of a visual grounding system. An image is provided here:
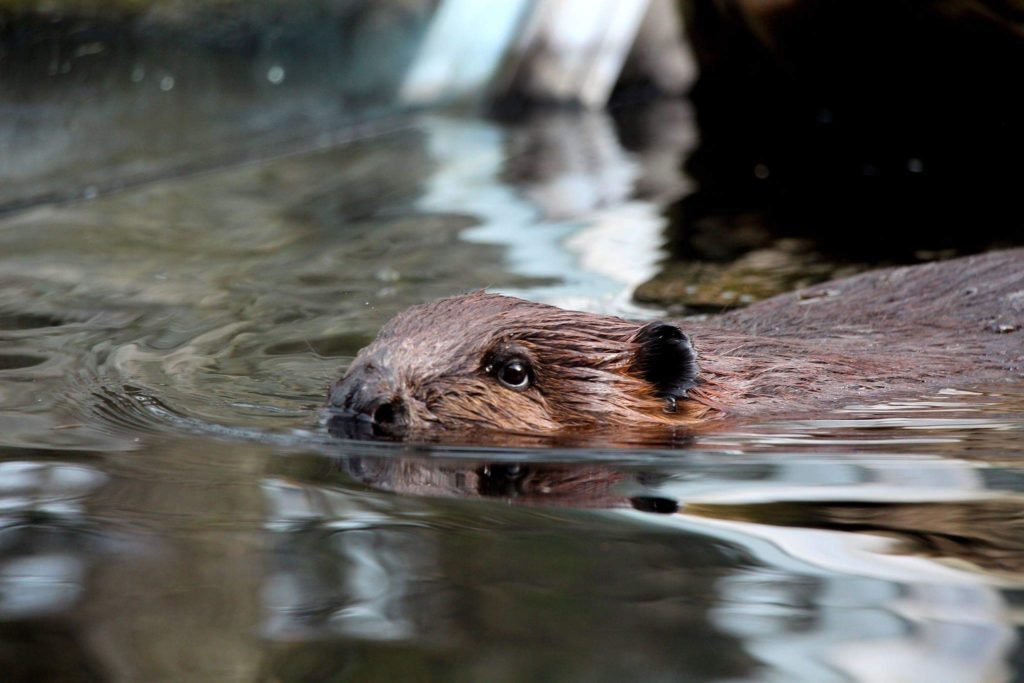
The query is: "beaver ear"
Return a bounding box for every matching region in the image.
[630,322,699,399]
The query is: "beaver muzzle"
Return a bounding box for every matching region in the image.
[326,367,409,438]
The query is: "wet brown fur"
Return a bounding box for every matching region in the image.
[330,249,1024,434]
[333,294,688,433]
[692,248,1024,414]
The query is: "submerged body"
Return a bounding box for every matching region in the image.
[328,249,1024,438]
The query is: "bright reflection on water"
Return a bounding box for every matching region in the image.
[1,106,1023,682]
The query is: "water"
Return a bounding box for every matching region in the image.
[1,106,1023,682]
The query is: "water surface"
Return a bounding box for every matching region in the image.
[1,109,1023,682]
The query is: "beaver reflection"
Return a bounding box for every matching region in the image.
[343,456,632,509]
[341,455,1024,576]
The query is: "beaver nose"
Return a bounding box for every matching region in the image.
[327,372,408,437]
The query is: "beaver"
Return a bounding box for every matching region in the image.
[327,249,1023,438]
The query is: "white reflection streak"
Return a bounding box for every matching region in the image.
[331,530,414,641]
[261,478,427,641]
[416,113,687,316]
[628,511,1015,683]
[0,462,104,619]
[0,554,84,618]
[653,456,987,505]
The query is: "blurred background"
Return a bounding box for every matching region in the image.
[4,0,1023,312]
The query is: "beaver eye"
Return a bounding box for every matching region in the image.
[497,360,531,391]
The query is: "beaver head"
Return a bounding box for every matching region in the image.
[326,292,700,437]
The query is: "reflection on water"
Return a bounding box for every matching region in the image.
[1,109,1024,681]
[420,103,695,315]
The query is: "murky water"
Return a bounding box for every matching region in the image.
[2,107,1023,682]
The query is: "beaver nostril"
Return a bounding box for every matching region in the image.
[372,399,404,426]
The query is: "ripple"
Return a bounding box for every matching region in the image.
[89,385,190,435]
[264,332,370,357]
